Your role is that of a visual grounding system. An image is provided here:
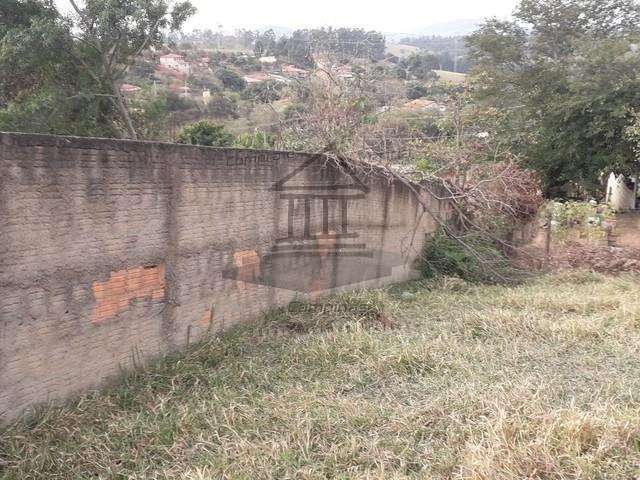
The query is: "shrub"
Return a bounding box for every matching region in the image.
[233,131,276,149]
[406,82,427,100]
[214,68,246,92]
[165,92,197,112]
[176,121,234,147]
[420,229,514,283]
[242,80,283,103]
[544,200,615,244]
[206,93,238,119]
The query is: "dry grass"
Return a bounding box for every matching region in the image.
[2,272,640,479]
[385,44,421,58]
[433,70,467,84]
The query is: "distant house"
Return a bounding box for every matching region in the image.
[401,98,447,113]
[159,53,191,75]
[243,72,271,84]
[258,56,278,65]
[159,53,182,67]
[282,65,308,78]
[314,62,354,83]
[119,83,141,95]
[334,65,353,79]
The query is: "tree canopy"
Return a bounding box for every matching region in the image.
[176,120,234,147]
[0,0,116,136]
[467,0,640,195]
[0,0,195,139]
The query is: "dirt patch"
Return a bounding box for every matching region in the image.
[512,211,640,275]
[514,241,640,275]
[554,242,640,273]
[610,212,640,250]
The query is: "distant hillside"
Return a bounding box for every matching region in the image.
[385,44,421,58]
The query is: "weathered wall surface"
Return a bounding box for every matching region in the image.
[0,132,446,422]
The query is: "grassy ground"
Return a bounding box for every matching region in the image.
[433,70,467,84]
[2,272,640,479]
[385,44,421,59]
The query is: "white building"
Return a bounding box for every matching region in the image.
[159,53,191,75]
[258,56,278,65]
[606,173,637,210]
[243,72,270,84]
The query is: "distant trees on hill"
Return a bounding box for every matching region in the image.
[214,68,247,92]
[399,36,470,73]
[396,52,440,80]
[406,82,428,100]
[253,28,386,66]
[176,27,386,67]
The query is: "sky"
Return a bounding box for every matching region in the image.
[56,0,518,35]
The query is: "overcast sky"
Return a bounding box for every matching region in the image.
[56,0,518,34]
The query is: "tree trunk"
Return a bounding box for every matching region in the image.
[110,79,137,140]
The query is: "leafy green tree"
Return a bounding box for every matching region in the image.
[0,0,118,136]
[400,52,439,80]
[63,0,196,139]
[130,92,169,140]
[237,28,256,49]
[0,0,195,139]
[393,65,407,80]
[277,30,314,67]
[215,68,246,92]
[398,36,470,73]
[176,120,234,147]
[165,91,196,112]
[406,82,428,100]
[467,0,640,195]
[253,29,276,56]
[206,93,239,119]
[243,80,283,103]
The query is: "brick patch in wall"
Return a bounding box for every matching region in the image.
[91,264,166,323]
[233,250,260,290]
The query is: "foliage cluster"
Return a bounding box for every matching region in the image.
[176,120,234,147]
[466,0,640,195]
[420,229,514,284]
[0,0,196,139]
[544,200,615,243]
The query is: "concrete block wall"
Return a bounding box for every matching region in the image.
[0,132,446,422]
